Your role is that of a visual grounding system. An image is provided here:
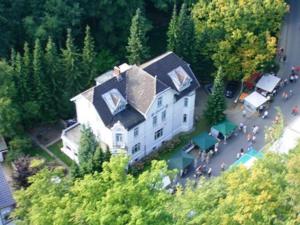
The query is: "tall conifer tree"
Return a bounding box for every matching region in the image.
[62,29,81,98]
[204,67,226,125]
[82,25,96,87]
[175,3,196,63]
[167,4,178,52]
[22,42,33,100]
[126,8,150,65]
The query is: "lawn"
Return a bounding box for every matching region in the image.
[48,141,73,167]
[24,145,54,162]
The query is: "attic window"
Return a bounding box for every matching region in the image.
[168,66,192,92]
[102,89,127,115]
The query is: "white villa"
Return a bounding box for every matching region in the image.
[61,52,200,163]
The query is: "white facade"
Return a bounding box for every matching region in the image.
[61,52,199,163]
[61,88,196,163]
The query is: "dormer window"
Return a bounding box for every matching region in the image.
[102,89,127,115]
[168,66,192,92]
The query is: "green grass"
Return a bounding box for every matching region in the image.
[24,145,54,161]
[48,141,73,167]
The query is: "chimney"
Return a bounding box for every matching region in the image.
[113,66,122,81]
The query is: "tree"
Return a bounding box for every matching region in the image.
[82,25,96,87]
[22,42,33,100]
[13,157,174,225]
[192,0,287,80]
[61,29,82,98]
[12,156,45,189]
[126,8,150,65]
[0,97,20,137]
[32,39,46,107]
[77,125,110,176]
[167,4,178,51]
[44,36,61,119]
[204,67,226,125]
[175,3,195,63]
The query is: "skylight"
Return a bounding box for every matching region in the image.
[168,66,192,92]
[102,89,127,115]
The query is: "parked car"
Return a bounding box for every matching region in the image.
[225,81,239,98]
[66,119,77,127]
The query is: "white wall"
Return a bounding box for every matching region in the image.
[62,88,196,163]
[75,96,113,148]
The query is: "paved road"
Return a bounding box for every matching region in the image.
[198,0,300,177]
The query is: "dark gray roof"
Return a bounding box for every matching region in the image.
[0,165,15,209]
[92,74,146,130]
[141,52,200,100]
[78,52,198,130]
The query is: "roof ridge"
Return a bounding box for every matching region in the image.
[140,51,173,69]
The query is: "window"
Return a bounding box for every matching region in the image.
[157,97,162,107]
[183,114,187,123]
[153,116,157,126]
[184,98,188,107]
[116,133,123,142]
[161,110,166,121]
[134,127,139,137]
[132,143,141,154]
[154,128,163,140]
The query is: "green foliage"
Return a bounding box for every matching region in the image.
[167,4,178,51]
[192,0,287,80]
[204,67,226,125]
[13,157,174,225]
[82,25,96,87]
[61,29,82,98]
[126,8,150,65]
[8,136,32,160]
[175,3,195,63]
[12,149,300,224]
[77,125,110,176]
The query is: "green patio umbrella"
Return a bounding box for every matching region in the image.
[192,132,217,151]
[167,151,195,170]
[212,120,237,137]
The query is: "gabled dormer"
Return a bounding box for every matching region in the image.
[168,66,192,92]
[102,89,127,115]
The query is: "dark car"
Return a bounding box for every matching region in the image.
[225,81,239,98]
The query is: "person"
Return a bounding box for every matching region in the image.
[247,133,252,142]
[258,105,264,114]
[291,66,295,75]
[262,110,268,119]
[253,125,259,135]
[292,106,299,115]
[252,135,256,143]
[242,109,247,117]
[243,125,247,134]
[221,162,226,171]
[239,122,244,131]
[283,54,287,62]
[240,148,244,156]
[272,89,277,96]
[295,74,299,82]
[207,168,212,178]
[205,155,210,164]
[290,75,294,83]
[289,89,293,97]
[284,78,289,86]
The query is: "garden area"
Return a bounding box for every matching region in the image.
[130,117,208,175]
[48,141,73,167]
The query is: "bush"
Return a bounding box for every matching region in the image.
[6,136,32,162]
